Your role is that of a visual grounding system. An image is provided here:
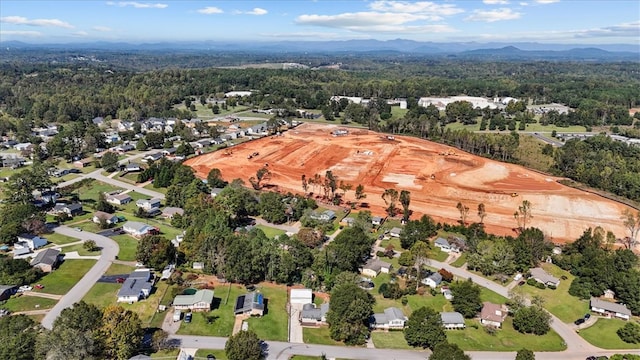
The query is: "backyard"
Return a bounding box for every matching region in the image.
[34,259,96,295]
[111,235,139,261]
[256,224,286,239]
[1,295,58,312]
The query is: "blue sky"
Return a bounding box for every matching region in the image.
[0,1,638,44]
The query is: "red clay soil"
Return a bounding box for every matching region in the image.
[185,123,635,243]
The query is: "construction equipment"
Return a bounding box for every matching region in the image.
[511,193,519,197]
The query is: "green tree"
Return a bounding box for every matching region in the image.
[100,151,119,172]
[225,330,263,360]
[429,342,471,360]
[0,315,39,360]
[145,132,165,149]
[135,138,147,151]
[400,190,411,222]
[515,348,536,360]
[135,235,176,269]
[382,188,399,217]
[450,279,482,318]
[176,142,194,156]
[83,240,98,252]
[513,305,551,335]
[326,282,374,345]
[456,202,470,226]
[477,203,487,224]
[355,184,366,202]
[403,306,446,349]
[101,305,143,360]
[400,215,438,249]
[327,227,373,272]
[411,241,430,290]
[617,321,640,344]
[259,191,287,224]
[96,192,116,213]
[207,168,227,188]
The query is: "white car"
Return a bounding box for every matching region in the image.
[513,273,523,281]
[17,285,33,293]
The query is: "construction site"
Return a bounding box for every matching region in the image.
[185,123,635,242]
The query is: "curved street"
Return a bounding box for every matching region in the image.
[40,225,119,330]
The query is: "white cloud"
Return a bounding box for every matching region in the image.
[465,8,521,22]
[92,26,112,32]
[298,12,439,27]
[0,30,42,37]
[369,1,464,17]
[72,31,89,37]
[197,6,223,14]
[573,21,640,38]
[535,0,559,3]
[483,0,510,4]
[246,8,268,16]
[520,2,529,5]
[0,16,74,28]
[106,2,168,9]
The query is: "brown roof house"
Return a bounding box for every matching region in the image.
[480,302,508,328]
[30,248,61,273]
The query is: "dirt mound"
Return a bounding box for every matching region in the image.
[185,123,634,242]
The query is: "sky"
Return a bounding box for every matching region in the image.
[0,0,638,45]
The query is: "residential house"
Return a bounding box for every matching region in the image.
[603,289,616,299]
[530,267,560,287]
[161,207,184,220]
[590,297,632,320]
[122,221,156,238]
[73,158,93,168]
[440,312,466,329]
[195,139,212,148]
[434,237,452,252]
[361,258,392,278]
[92,117,105,126]
[1,155,25,168]
[389,227,402,238]
[310,210,336,222]
[16,234,47,250]
[123,162,142,172]
[14,143,33,152]
[340,217,355,227]
[52,203,84,217]
[290,288,313,305]
[117,269,153,303]
[421,272,443,289]
[34,190,59,204]
[234,292,265,316]
[0,285,17,301]
[449,237,467,253]
[30,248,61,273]
[480,302,508,328]
[162,147,177,156]
[106,193,132,205]
[300,303,330,326]
[12,247,31,257]
[247,123,268,135]
[114,143,135,153]
[371,216,384,226]
[143,152,163,162]
[93,211,119,225]
[173,289,214,312]
[371,307,408,330]
[136,198,162,211]
[210,188,224,197]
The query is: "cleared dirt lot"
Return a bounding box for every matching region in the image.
[186,123,634,242]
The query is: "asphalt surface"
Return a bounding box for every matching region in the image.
[40,225,119,330]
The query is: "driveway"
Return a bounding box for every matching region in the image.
[289,303,304,344]
[41,225,119,330]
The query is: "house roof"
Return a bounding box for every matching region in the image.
[109,193,131,201]
[440,312,465,325]
[390,227,402,235]
[30,248,60,267]
[590,297,632,316]
[18,234,47,248]
[290,288,313,303]
[373,307,406,324]
[301,303,329,320]
[66,203,83,211]
[162,207,184,217]
[94,211,116,220]
[428,272,443,283]
[13,247,31,256]
[129,269,151,280]
[123,221,154,234]
[435,237,450,247]
[117,277,152,298]
[530,267,560,285]
[234,292,264,314]
[173,289,214,306]
[363,258,391,272]
[480,302,507,323]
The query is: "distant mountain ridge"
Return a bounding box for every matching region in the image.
[1,39,638,60]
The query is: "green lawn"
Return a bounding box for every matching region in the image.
[373,318,566,351]
[451,254,467,268]
[177,283,242,337]
[245,284,289,341]
[150,349,181,359]
[1,295,58,312]
[105,263,135,275]
[480,287,508,304]
[35,259,96,295]
[290,356,324,360]
[74,179,123,203]
[46,233,81,245]
[60,243,101,256]
[144,183,168,194]
[111,235,139,261]
[580,318,640,350]
[303,326,344,346]
[428,247,449,262]
[83,282,120,309]
[444,120,586,133]
[517,263,588,323]
[380,237,402,251]
[256,225,286,239]
[194,349,227,360]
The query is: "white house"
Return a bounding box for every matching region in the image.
[106,193,132,205]
[173,289,214,312]
[310,210,336,222]
[136,198,162,211]
[161,207,184,219]
[16,234,47,250]
[361,258,392,278]
[371,307,407,330]
[389,227,402,238]
[421,272,443,289]
[530,267,560,287]
[590,297,632,321]
[371,216,384,226]
[441,312,466,329]
[117,270,153,303]
[434,237,452,252]
[123,221,155,238]
[480,302,508,328]
[92,211,119,225]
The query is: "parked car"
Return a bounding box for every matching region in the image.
[513,273,523,281]
[518,280,525,286]
[184,312,192,323]
[17,285,33,293]
[74,227,82,232]
[115,277,125,283]
[574,318,586,326]
[584,313,591,320]
[34,284,44,289]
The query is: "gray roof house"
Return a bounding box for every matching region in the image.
[161,207,184,219]
[434,237,451,252]
[123,221,156,238]
[0,285,17,301]
[389,227,402,237]
[16,234,47,250]
[371,307,407,329]
[117,270,153,303]
[530,267,560,287]
[590,297,632,320]
[361,258,392,277]
[371,216,384,226]
[300,303,330,325]
[234,292,265,316]
[30,248,61,273]
[106,193,132,205]
[136,198,162,211]
[421,272,443,288]
[173,289,214,311]
[441,312,466,329]
[310,210,336,222]
[53,203,83,216]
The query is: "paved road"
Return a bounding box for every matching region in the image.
[40,225,119,329]
[254,218,299,234]
[57,168,165,199]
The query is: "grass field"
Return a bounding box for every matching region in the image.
[74,180,122,203]
[105,263,135,275]
[303,326,344,346]
[245,284,289,341]
[372,318,566,351]
[256,224,286,239]
[445,120,586,133]
[515,135,555,173]
[516,263,588,323]
[46,233,80,245]
[177,283,242,337]
[1,295,58,312]
[194,349,227,360]
[174,102,250,120]
[150,349,181,358]
[579,318,640,350]
[35,259,96,295]
[450,254,467,268]
[83,282,120,309]
[111,235,139,261]
[60,243,101,256]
